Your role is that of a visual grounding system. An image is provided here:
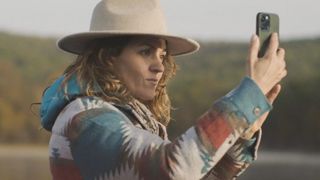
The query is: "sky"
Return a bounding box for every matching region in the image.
[0,0,319,41]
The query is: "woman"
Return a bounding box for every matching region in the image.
[40,0,286,179]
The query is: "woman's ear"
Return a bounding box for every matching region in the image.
[109,56,118,63]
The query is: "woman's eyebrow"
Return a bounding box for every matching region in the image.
[140,42,167,54]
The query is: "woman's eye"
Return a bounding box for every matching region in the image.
[160,54,166,61]
[140,49,151,56]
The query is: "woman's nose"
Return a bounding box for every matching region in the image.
[149,54,164,73]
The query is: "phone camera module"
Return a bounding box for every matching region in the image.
[261,14,270,31]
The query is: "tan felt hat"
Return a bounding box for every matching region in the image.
[57,0,200,56]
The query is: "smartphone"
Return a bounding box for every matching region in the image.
[256,12,279,58]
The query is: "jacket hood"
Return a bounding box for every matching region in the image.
[40,75,83,131]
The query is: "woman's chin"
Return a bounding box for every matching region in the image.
[135,92,156,102]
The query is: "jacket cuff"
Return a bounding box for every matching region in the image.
[223,76,272,124]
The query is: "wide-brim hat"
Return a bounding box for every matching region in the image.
[57,0,200,56]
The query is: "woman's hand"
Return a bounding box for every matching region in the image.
[241,33,287,140]
[247,33,287,94]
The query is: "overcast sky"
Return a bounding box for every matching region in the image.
[0,0,319,41]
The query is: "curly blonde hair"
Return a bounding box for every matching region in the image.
[62,36,177,126]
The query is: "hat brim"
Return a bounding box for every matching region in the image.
[57,31,199,56]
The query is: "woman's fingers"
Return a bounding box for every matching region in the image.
[264,33,279,58]
[277,47,285,58]
[277,48,287,73]
[266,84,282,104]
[280,69,288,79]
[248,34,259,65]
[247,34,260,77]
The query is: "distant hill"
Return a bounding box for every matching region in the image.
[0,31,71,142]
[0,31,319,151]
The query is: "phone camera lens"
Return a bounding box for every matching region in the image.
[262,15,269,21]
[261,14,270,31]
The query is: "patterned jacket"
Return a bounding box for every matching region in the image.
[40,75,271,180]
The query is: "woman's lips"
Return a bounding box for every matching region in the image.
[146,78,159,86]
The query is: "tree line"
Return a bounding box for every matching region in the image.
[0,31,319,151]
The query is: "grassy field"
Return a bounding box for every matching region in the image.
[1,145,320,180]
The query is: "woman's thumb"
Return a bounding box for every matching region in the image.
[266,84,282,104]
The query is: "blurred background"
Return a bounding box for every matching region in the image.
[0,0,319,179]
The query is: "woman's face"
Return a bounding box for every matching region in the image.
[112,37,167,101]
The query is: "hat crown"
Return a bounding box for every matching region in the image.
[57,0,199,56]
[90,0,167,33]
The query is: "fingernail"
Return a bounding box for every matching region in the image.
[251,34,257,42]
